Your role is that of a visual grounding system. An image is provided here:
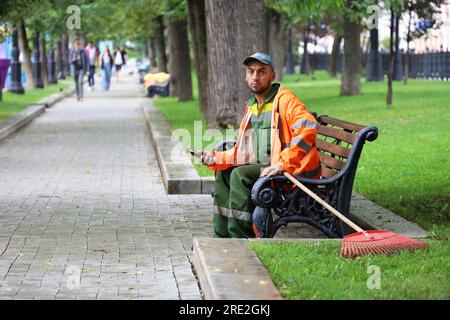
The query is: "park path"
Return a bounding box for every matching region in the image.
[0,65,213,299]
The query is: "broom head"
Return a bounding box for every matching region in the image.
[340,230,427,258]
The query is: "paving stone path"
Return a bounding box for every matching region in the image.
[0,70,213,300]
[0,64,357,300]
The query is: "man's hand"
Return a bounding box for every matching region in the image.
[200,151,216,166]
[260,163,284,177]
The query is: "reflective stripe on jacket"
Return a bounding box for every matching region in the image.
[209,87,321,178]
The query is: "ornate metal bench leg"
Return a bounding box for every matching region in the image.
[252,206,272,238]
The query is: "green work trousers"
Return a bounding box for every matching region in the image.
[213,164,265,238]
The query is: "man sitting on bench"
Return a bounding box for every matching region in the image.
[144,67,170,98]
[200,52,322,238]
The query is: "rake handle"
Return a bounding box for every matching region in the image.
[284,172,365,233]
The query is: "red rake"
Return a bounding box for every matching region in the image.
[284,173,427,258]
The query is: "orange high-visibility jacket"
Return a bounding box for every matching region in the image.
[208,86,321,178]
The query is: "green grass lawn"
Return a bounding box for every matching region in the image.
[0,79,72,120]
[249,240,449,299]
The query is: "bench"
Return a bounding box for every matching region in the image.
[214,113,378,238]
[146,81,170,98]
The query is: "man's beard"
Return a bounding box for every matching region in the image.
[249,82,271,94]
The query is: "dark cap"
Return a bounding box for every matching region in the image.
[243,52,274,69]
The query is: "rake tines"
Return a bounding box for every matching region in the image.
[282,173,428,259]
[340,230,427,258]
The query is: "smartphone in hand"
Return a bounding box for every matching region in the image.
[187,149,202,158]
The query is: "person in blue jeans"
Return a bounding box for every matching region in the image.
[100,46,114,91]
[85,42,99,91]
[70,41,88,102]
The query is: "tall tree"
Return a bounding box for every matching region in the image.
[204,0,265,127]
[55,39,63,79]
[393,9,404,81]
[235,0,266,120]
[340,0,362,96]
[205,0,239,128]
[285,27,296,74]
[386,0,406,105]
[329,33,342,77]
[187,0,208,115]
[166,0,193,101]
[267,8,286,81]
[366,28,383,81]
[39,34,49,86]
[386,10,395,105]
[61,33,69,77]
[0,0,42,88]
[17,20,35,88]
[168,17,192,100]
[155,15,168,72]
[324,11,344,78]
[147,36,157,66]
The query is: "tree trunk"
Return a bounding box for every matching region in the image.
[366,28,383,81]
[340,5,361,96]
[40,34,49,86]
[9,28,25,94]
[155,16,168,73]
[55,39,65,79]
[167,20,177,97]
[264,7,271,54]
[404,7,412,85]
[393,11,403,80]
[147,36,157,67]
[235,0,265,120]
[18,20,35,88]
[150,37,157,67]
[300,23,310,75]
[188,0,209,116]
[268,9,286,82]
[328,33,342,77]
[146,36,151,61]
[168,18,193,101]
[387,10,395,106]
[205,0,239,128]
[55,40,61,77]
[62,33,70,77]
[285,27,295,75]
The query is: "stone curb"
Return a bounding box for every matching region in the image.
[141,99,214,194]
[0,84,76,143]
[193,237,344,300]
[140,98,427,239]
[192,238,283,300]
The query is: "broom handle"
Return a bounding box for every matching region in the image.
[284,172,365,233]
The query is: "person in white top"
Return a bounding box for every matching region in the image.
[114,47,124,83]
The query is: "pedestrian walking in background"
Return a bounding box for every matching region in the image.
[120,46,128,66]
[70,41,88,102]
[100,46,114,91]
[114,47,125,83]
[85,41,99,91]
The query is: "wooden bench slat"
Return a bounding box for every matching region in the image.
[320,166,336,178]
[316,139,351,158]
[319,116,366,132]
[318,125,356,144]
[319,153,346,171]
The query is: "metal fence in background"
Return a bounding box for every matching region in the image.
[308,51,450,81]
